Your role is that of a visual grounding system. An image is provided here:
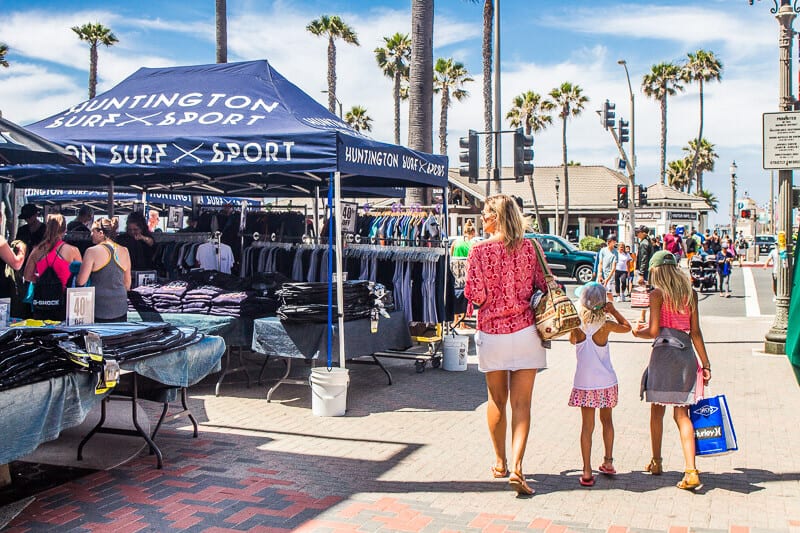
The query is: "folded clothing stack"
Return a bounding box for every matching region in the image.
[128,284,158,312]
[276,280,373,323]
[183,285,226,314]
[152,281,190,313]
[210,291,250,317]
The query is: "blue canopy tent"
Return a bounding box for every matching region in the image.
[0,59,448,368]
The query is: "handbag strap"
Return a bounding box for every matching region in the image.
[529,238,555,282]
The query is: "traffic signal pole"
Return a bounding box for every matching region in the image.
[601,101,636,247]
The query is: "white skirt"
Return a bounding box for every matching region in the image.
[474,325,547,372]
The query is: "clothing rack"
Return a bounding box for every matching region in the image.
[153,232,214,243]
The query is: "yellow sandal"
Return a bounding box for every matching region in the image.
[645,457,663,475]
[677,469,702,490]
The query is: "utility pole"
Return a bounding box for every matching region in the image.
[618,60,637,247]
[730,161,737,239]
[492,0,502,194]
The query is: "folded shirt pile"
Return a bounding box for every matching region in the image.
[183,285,226,314]
[128,284,158,312]
[152,281,190,313]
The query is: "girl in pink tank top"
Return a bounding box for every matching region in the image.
[35,242,72,288]
[632,251,712,492]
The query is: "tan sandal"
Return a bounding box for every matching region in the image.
[677,469,702,490]
[508,471,535,496]
[645,457,663,475]
[491,463,508,478]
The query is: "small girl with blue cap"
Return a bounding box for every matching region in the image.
[568,282,632,487]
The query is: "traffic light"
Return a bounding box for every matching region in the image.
[618,119,630,143]
[617,184,629,209]
[638,184,648,206]
[513,127,534,183]
[602,100,616,130]
[459,130,478,183]
[740,209,751,219]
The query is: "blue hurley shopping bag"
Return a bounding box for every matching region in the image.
[691,395,738,456]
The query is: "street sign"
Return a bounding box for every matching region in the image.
[763,111,800,169]
[66,287,95,326]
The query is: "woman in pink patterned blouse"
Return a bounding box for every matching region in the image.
[464,194,549,496]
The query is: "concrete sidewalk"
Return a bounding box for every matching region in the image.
[6,311,800,533]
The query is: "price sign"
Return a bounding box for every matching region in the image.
[132,270,157,288]
[167,207,183,229]
[66,287,95,326]
[340,201,358,233]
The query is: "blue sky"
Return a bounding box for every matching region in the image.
[0,0,786,227]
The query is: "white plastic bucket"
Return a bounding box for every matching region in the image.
[442,335,469,371]
[309,367,350,416]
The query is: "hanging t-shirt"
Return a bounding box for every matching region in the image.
[196,242,234,274]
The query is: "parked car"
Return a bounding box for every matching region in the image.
[754,234,777,255]
[525,233,597,283]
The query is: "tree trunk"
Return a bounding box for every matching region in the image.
[89,43,98,98]
[327,36,336,115]
[660,94,667,185]
[689,78,704,195]
[482,0,493,198]
[393,69,401,145]
[525,122,544,232]
[407,0,434,205]
[698,170,704,193]
[560,116,569,238]
[439,88,449,155]
[215,0,227,63]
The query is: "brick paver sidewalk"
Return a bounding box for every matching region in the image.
[6,310,800,532]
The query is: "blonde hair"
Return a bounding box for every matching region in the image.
[649,263,693,312]
[484,194,525,251]
[578,282,607,326]
[93,218,120,241]
[33,214,66,256]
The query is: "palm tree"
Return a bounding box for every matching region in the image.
[344,106,373,133]
[306,15,359,115]
[506,91,554,232]
[0,43,9,68]
[72,22,119,98]
[407,0,434,205]
[549,82,588,237]
[215,0,227,63]
[642,62,684,185]
[434,58,473,155]
[682,137,718,193]
[682,50,722,190]
[375,33,411,145]
[667,158,692,191]
[696,189,719,212]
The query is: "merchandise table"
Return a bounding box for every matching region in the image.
[127,311,254,395]
[77,332,226,469]
[251,311,412,400]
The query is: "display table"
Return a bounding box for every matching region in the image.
[251,311,412,400]
[127,311,254,395]
[77,334,226,469]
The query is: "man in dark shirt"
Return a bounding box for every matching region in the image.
[635,225,654,283]
[66,206,93,233]
[15,204,45,252]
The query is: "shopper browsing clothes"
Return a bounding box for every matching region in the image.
[15,204,45,258]
[117,212,155,271]
[568,283,631,487]
[632,251,712,491]
[23,214,82,321]
[464,194,549,496]
[76,218,131,323]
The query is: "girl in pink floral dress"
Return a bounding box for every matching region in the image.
[568,282,631,487]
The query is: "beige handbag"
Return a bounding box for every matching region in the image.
[530,240,581,340]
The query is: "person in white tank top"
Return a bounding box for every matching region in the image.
[568,282,631,487]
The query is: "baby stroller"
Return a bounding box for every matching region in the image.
[690,255,717,292]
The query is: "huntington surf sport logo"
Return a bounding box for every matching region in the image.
[693,404,719,417]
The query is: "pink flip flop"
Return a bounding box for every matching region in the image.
[579,475,595,487]
[598,464,617,475]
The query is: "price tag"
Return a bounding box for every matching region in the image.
[133,270,157,288]
[66,287,95,326]
[340,201,358,234]
[167,206,184,229]
[0,298,10,327]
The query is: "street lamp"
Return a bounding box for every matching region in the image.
[730,161,738,239]
[320,90,343,118]
[749,0,796,354]
[618,59,637,246]
[554,175,561,236]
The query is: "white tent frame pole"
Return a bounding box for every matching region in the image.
[334,171,346,368]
